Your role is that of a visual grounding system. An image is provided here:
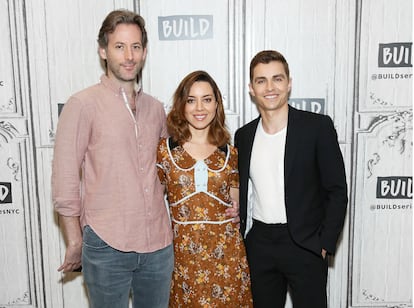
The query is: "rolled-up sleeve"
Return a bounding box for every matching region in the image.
[52,97,92,216]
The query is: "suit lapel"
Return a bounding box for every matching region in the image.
[285,106,302,179]
[240,118,260,173]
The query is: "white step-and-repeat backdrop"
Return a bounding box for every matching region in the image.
[0,0,411,307]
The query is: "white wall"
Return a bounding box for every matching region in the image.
[0,0,411,307]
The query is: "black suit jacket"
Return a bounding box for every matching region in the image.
[234,106,348,255]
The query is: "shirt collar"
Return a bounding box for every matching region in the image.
[99,74,142,98]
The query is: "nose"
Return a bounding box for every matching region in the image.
[195,100,204,110]
[266,80,275,91]
[124,47,133,60]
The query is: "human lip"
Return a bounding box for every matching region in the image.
[193,114,207,121]
[123,63,136,70]
[264,94,278,99]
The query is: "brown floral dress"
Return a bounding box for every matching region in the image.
[157,138,253,308]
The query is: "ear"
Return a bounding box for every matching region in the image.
[248,83,255,97]
[288,78,292,92]
[99,47,107,60]
[142,47,148,61]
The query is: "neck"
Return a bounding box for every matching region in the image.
[260,104,288,134]
[183,128,217,161]
[121,85,136,98]
[106,72,137,98]
[187,128,210,145]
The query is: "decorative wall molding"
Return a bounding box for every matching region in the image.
[0,121,19,145]
[350,111,412,306]
[0,1,44,307]
[7,157,20,181]
[0,98,16,113]
[7,292,30,305]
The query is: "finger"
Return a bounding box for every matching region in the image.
[58,261,81,272]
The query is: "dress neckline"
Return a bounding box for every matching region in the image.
[181,145,219,162]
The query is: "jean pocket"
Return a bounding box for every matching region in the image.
[83,225,110,249]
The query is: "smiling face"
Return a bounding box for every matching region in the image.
[249,61,292,114]
[184,81,218,133]
[99,23,147,86]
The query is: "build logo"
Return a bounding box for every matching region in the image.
[0,182,12,204]
[158,15,213,40]
[376,177,412,199]
[378,42,412,67]
[288,98,325,114]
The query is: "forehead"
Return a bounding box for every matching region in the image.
[107,23,143,43]
[253,61,287,78]
[189,81,214,95]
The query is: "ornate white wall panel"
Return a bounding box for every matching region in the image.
[351,111,412,307]
[352,111,413,307]
[0,127,39,307]
[357,0,412,113]
[350,0,413,306]
[0,0,44,307]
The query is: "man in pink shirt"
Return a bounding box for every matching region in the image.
[52,10,173,307]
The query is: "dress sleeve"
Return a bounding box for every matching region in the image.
[156,138,167,185]
[228,145,239,189]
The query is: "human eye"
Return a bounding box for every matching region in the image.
[186,98,195,104]
[133,44,142,50]
[114,44,123,50]
[274,75,285,82]
[203,97,213,103]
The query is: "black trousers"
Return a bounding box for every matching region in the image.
[245,220,328,308]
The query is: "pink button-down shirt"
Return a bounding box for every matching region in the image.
[52,75,172,252]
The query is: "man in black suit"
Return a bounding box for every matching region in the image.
[234,50,348,308]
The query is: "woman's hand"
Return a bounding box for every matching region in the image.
[226,199,240,226]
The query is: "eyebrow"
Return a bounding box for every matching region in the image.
[254,74,286,82]
[113,41,142,46]
[188,94,214,98]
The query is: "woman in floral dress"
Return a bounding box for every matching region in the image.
[157,70,252,307]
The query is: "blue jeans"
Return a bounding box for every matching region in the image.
[82,225,173,308]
